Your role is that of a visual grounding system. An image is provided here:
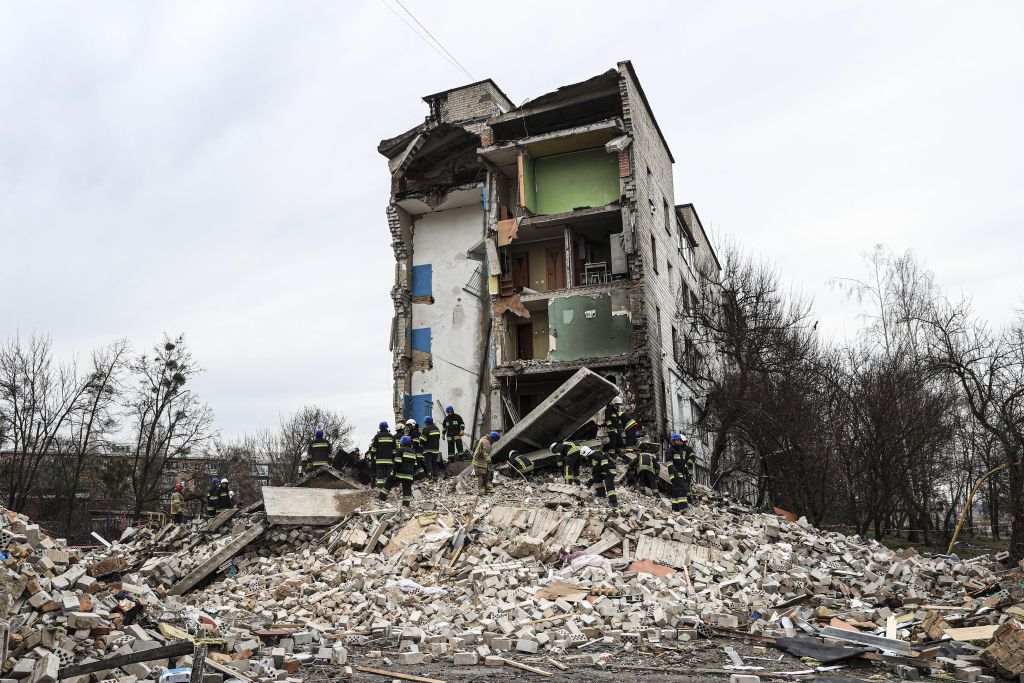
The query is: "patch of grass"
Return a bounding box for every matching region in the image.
[878,534,1009,558]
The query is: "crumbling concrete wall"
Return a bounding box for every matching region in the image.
[388,204,415,420]
[408,201,488,424]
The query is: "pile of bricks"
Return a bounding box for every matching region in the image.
[4,470,1024,682]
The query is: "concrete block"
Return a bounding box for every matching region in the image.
[516,638,539,654]
[729,676,760,683]
[397,652,423,665]
[453,652,478,666]
[32,653,58,683]
[261,488,371,526]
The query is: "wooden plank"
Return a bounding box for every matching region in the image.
[885,615,898,640]
[546,657,568,671]
[495,657,553,677]
[819,626,913,654]
[943,625,999,642]
[354,665,446,683]
[583,533,620,556]
[58,641,193,679]
[552,518,585,549]
[168,524,265,596]
[204,656,255,682]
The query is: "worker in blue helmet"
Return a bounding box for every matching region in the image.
[442,405,466,461]
[370,421,396,491]
[205,477,220,517]
[472,431,500,495]
[379,435,416,507]
[301,427,332,478]
[419,415,442,480]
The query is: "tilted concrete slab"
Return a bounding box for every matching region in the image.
[493,368,618,460]
[168,523,265,596]
[262,487,372,526]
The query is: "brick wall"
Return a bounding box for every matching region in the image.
[428,81,512,125]
[617,63,692,441]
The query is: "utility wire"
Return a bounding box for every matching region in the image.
[379,0,473,81]
[392,0,475,80]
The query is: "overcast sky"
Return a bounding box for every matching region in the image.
[2,1,1021,446]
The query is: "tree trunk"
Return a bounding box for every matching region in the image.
[1008,465,1024,561]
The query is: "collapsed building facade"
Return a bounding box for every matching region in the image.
[379,61,721,480]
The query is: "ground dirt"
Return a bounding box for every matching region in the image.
[305,639,882,681]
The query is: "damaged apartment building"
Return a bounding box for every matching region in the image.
[378,61,721,479]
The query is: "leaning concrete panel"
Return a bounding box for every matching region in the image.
[262,487,372,526]
[494,367,617,460]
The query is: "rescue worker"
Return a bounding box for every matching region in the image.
[473,431,499,495]
[366,437,377,488]
[604,397,625,458]
[170,483,185,524]
[622,412,640,457]
[666,433,695,512]
[216,478,234,511]
[588,446,619,508]
[551,440,583,484]
[302,428,332,476]
[635,442,660,495]
[419,415,442,480]
[442,406,466,460]
[508,450,534,478]
[404,418,425,480]
[379,435,416,506]
[205,477,220,517]
[369,422,395,490]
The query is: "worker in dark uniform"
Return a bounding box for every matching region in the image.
[205,477,220,517]
[442,406,465,461]
[419,415,442,480]
[593,445,619,508]
[551,440,583,484]
[302,428,332,476]
[365,438,377,488]
[603,397,625,459]
[587,445,606,498]
[666,433,695,512]
[370,422,395,491]
[635,442,660,495]
[508,450,534,478]
[622,413,640,457]
[380,435,416,507]
[404,419,425,480]
[216,478,234,511]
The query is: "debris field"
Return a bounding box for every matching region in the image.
[3,469,1024,683]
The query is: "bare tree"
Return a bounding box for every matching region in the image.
[272,405,354,484]
[682,242,817,486]
[925,301,1024,558]
[0,334,92,512]
[125,335,214,515]
[55,340,129,535]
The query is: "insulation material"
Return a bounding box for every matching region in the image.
[497,218,519,247]
[493,295,531,319]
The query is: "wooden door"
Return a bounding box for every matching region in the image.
[545,247,566,290]
[511,252,530,290]
[516,324,534,360]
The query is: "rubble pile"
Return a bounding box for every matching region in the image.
[3,473,1024,682]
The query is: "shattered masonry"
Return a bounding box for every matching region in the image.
[379,62,722,480]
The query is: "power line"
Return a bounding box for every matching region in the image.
[392,0,475,80]
[379,0,473,81]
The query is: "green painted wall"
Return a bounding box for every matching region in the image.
[520,151,537,213]
[534,148,619,215]
[548,293,633,361]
